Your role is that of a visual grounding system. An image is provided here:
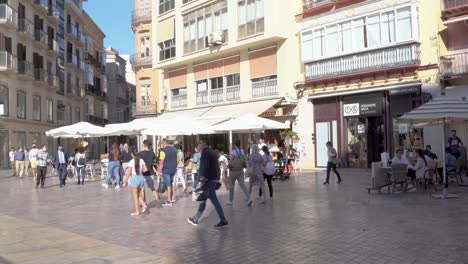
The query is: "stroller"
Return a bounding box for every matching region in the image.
[272,158,290,181]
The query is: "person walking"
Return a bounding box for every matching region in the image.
[190,146,201,190]
[103,144,121,189]
[14,147,25,178]
[75,148,86,185]
[227,140,249,205]
[53,145,69,187]
[187,139,228,228]
[24,148,30,177]
[121,143,132,176]
[259,145,275,199]
[173,144,187,192]
[247,145,265,206]
[138,141,160,204]
[157,138,178,206]
[448,130,463,159]
[29,144,39,180]
[9,147,16,176]
[36,145,49,188]
[123,152,148,216]
[323,141,342,184]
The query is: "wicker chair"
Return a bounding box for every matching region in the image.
[389,164,408,193]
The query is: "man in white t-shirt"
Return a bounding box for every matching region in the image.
[258,139,267,156]
[29,144,39,179]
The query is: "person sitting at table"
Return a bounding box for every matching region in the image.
[392,149,408,165]
[406,149,427,192]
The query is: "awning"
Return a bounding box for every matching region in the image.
[308,81,421,100]
[443,14,468,25]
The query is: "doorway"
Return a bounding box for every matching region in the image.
[346,117,384,168]
[367,116,385,165]
[315,120,338,167]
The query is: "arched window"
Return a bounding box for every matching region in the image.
[0,85,9,117]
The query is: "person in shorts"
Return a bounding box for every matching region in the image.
[123,152,148,216]
[157,138,177,207]
[138,140,160,204]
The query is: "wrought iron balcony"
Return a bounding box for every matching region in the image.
[0,4,17,29]
[17,18,33,36]
[47,4,59,21]
[303,0,336,10]
[443,0,468,19]
[130,53,152,68]
[210,88,224,103]
[441,51,468,79]
[34,68,47,83]
[17,60,34,77]
[171,95,187,109]
[0,51,17,72]
[48,39,59,54]
[305,43,420,80]
[66,53,77,66]
[131,8,151,28]
[66,23,78,38]
[196,91,208,105]
[226,85,240,101]
[252,78,278,98]
[33,0,48,13]
[33,29,48,45]
[47,74,58,88]
[135,103,157,115]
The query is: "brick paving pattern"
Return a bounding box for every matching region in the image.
[0,169,468,263]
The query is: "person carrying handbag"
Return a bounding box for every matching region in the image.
[226,140,249,205]
[323,141,342,184]
[259,146,275,199]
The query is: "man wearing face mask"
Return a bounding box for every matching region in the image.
[36,145,49,188]
[53,145,69,187]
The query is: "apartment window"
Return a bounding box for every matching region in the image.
[32,95,41,121]
[140,84,151,106]
[47,98,53,122]
[159,0,175,15]
[238,0,264,38]
[196,80,208,92]
[101,103,108,119]
[87,67,94,85]
[17,91,26,119]
[172,87,187,96]
[16,132,26,149]
[84,98,89,115]
[0,85,8,117]
[66,105,72,124]
[226,73,240,87]
[57,100,65,123]
[75,107,80,122]
[210,77,223,90]
[183,1,228,54]
[301,5,415,62]
[140,33,151,58]
[159,38,176,61]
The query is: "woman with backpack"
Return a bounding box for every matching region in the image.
[227,140,249,205]
[123,152,149,216]
[75,147,86,185]
[260,145,275,199]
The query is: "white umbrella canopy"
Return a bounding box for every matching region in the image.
[141,116,215,136]
[46,122,108,138]
[212,114,289,132]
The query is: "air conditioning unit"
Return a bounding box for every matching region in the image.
[208,31,224,46]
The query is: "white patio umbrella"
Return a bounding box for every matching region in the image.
[399,96,468,198]
[45,122,108,138]
[212,114,289,155]
[141,116,215,136]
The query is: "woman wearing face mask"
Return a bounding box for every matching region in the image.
[35,145,49,188]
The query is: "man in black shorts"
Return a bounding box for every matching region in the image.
[138,140,160,205]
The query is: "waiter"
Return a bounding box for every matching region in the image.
[53,145,69,187]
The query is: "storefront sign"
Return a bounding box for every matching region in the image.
[390,86,420,95]
[343,103,360,117]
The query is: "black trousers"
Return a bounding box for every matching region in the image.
[326,162,341,182]
[57,164,67,185]
[36,166,47,188]
[259,173,273,197]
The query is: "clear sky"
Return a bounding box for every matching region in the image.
[83,0,135,55]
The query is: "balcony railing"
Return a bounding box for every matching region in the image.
[303,0,336,10]
[17,60,34,77]
[67,53,77,65]
[210,88,224,104]
[196,91,208,105]
[0,4,18,27]
[48,39,59,53]
[441,51,468,78]
[305,43,420,80]
[47,4,59,20]
[17,18,33,36]
[252,78,278,98]
[131,8,151,27]
[135,103,157,115]
[33,29,48,44]
[226,85,241,101]
[34,68,47,82]
[74,84,84,97]
[66,23,77,38]
[78,32,86,45]
[48,74,58,88]
[78,58,85,70]
[171,95,187,109]
[33,0,48,12]
[0,51,17,71]
[444,0,468,10]
[66,81,73,95]
[130,53,152,68]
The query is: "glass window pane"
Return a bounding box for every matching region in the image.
[312,29,324,58]
[247,0,255,22]
[396,7,412,41]
[340,22,352,52]
[205,14,212,35]
[221,9,228,31]
[302,31,313,61]
[367,14,380,47]
[0,85,8,116]
[197,17,204,39]
[353,18,365,50]
[381,11,395,44]
[239,1,246,25]
[325,25,339,56]
[256,0,263,19]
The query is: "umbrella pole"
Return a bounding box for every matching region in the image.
[432,118,459,199]
[229,130,233,157]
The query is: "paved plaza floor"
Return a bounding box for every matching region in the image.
[1,169,468,264]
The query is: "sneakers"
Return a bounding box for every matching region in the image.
[162,201,173,207]
[187,217,198,226]
[214,220,229,229]
[101,183,109,189]
[115,185,121,190]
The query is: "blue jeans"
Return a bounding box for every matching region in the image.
[77,166,85,181]
[106,161,121,186]
[192,171,200,190]
[194,181,226,222]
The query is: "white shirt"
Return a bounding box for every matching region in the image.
[9,151,15,161]
[29,148,39,160]
[128,159,146,176]
[75,153,86,168]
[391,157,408,165]
[258,143,267,155]
[59,151,65,164]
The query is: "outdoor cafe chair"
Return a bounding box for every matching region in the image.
[424,160,437,190]
[389,164,408,193]
[447,162,464,185]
